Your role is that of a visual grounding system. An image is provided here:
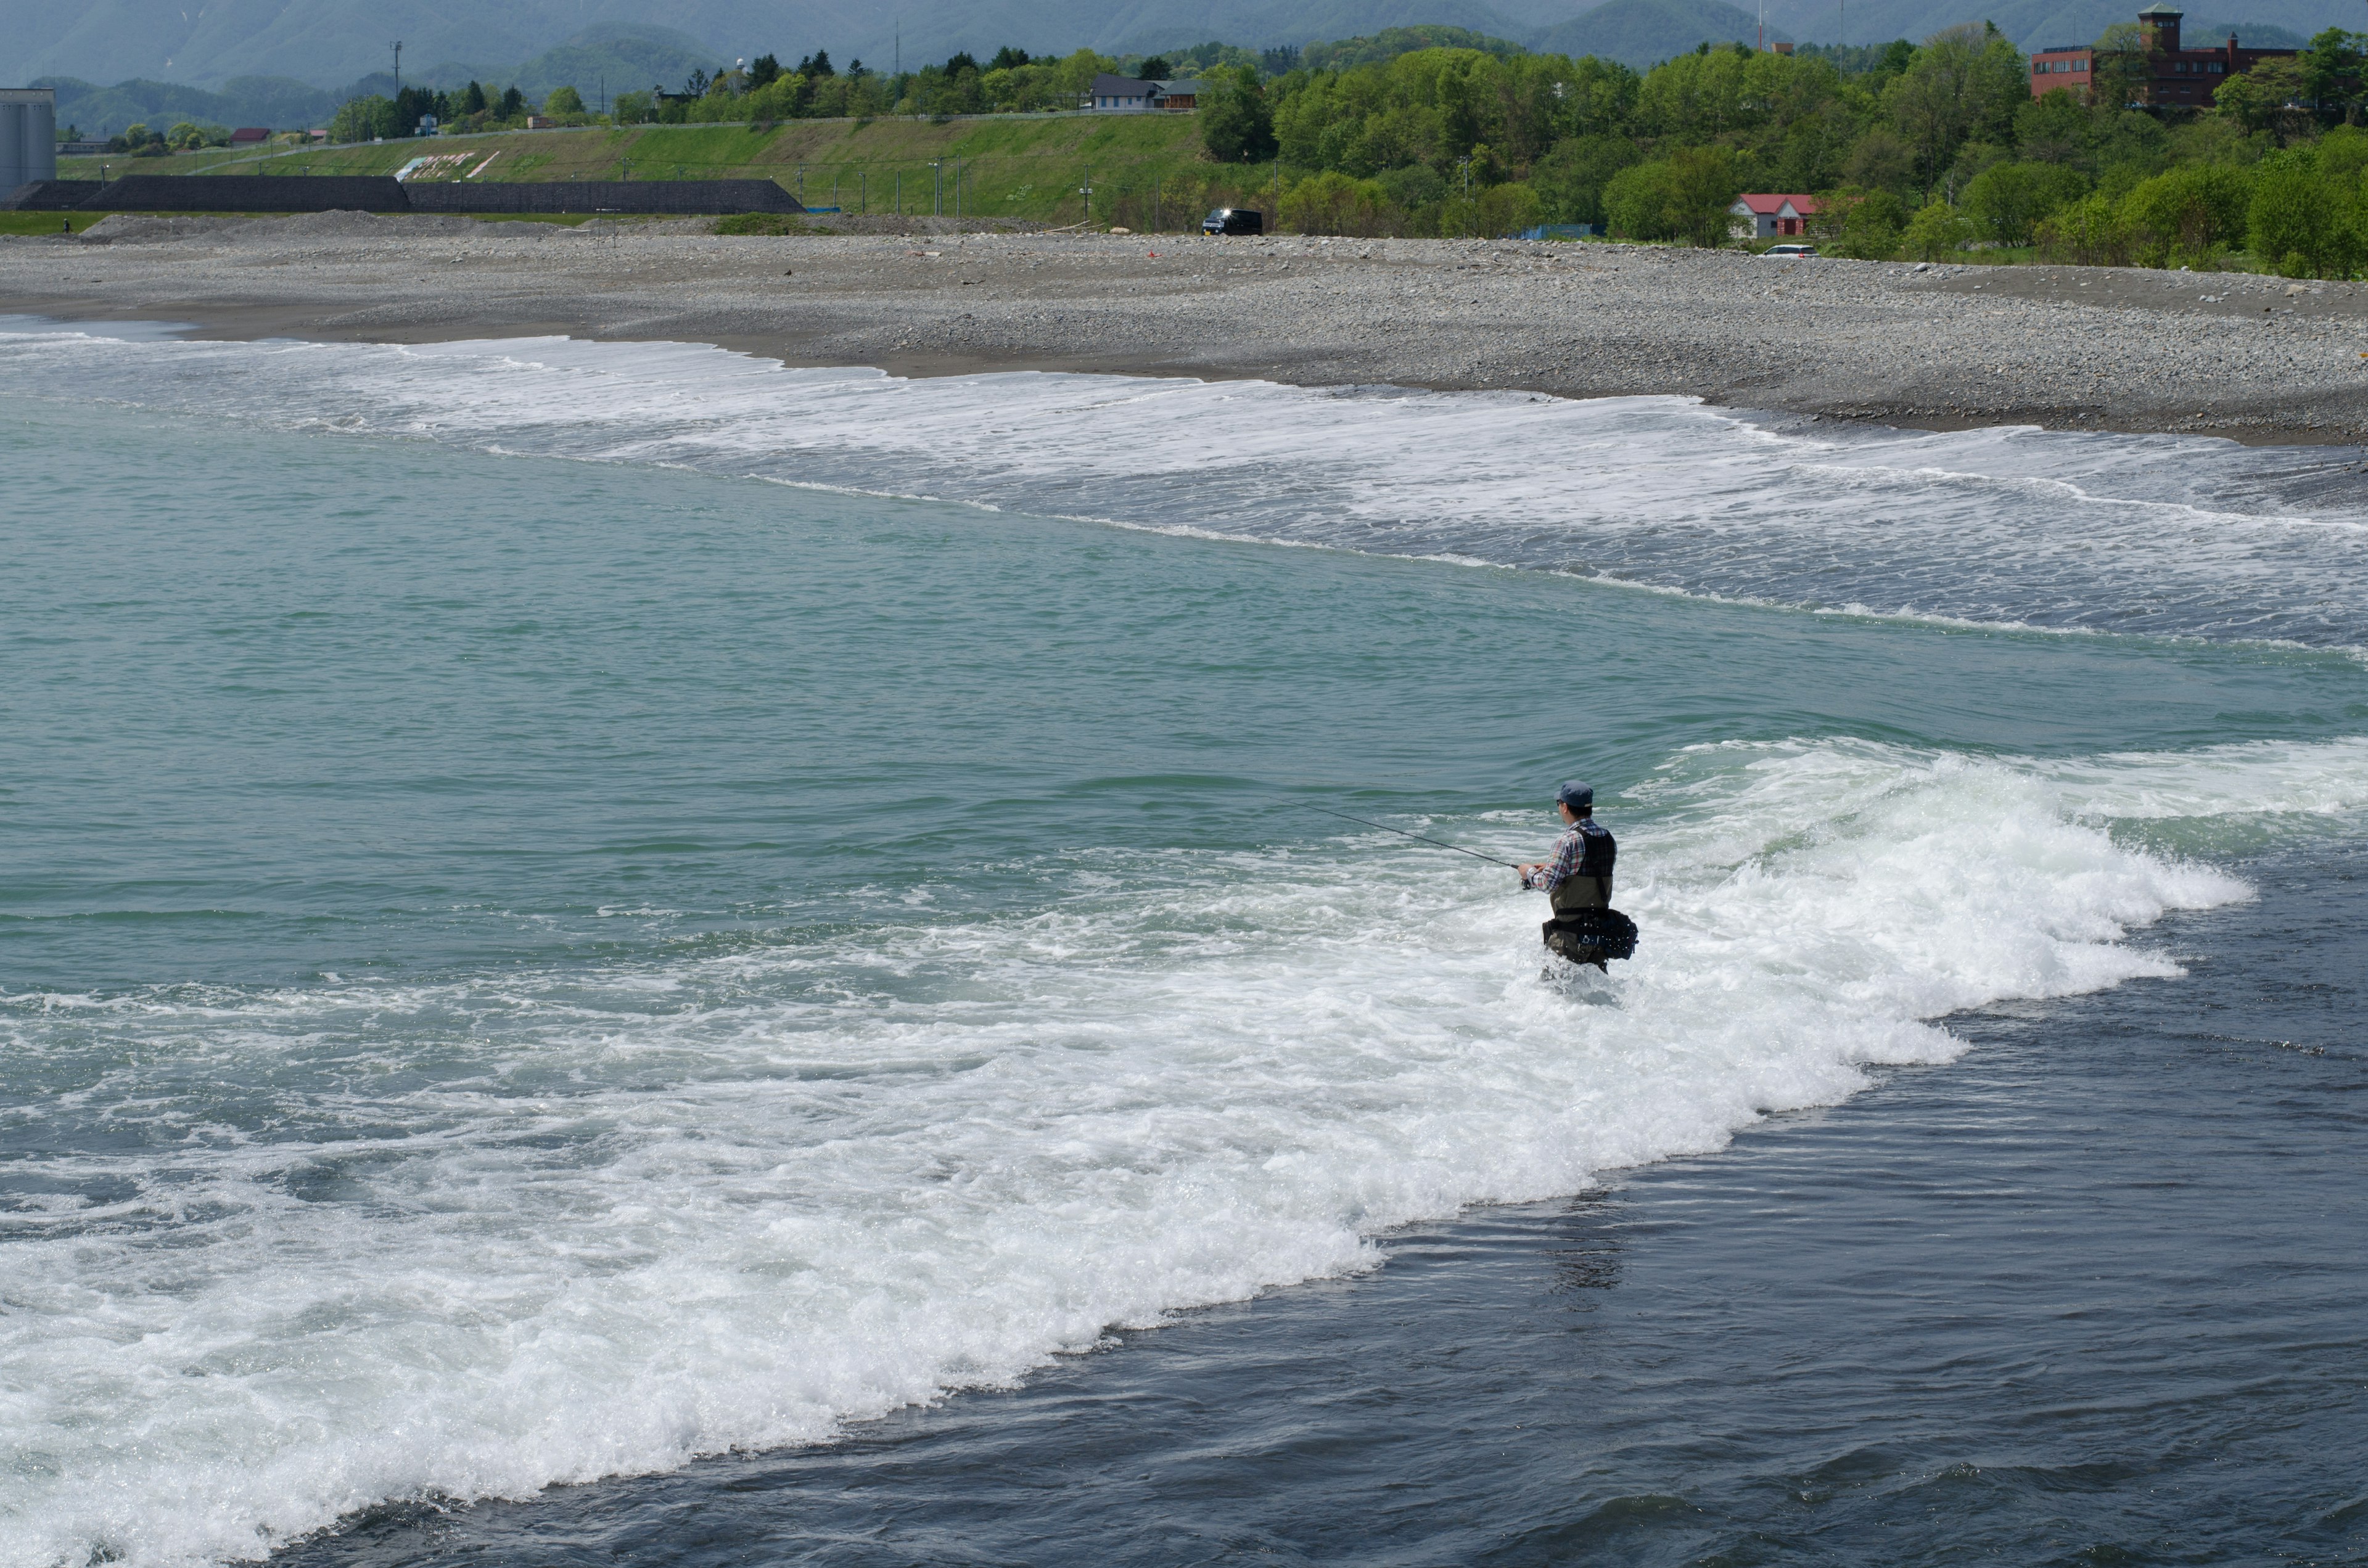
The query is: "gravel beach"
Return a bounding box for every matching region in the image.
[9,209,2368,441]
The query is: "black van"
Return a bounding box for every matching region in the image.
[1202,207,1264,236]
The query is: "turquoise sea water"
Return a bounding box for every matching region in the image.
[2,323,2365,1566]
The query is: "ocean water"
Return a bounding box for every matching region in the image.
[2,321,2364,1568]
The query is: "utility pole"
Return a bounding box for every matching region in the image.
[392,41,403,96]
[1080,164,1091,224]
[931,158,941,215]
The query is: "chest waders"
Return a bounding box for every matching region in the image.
[1543,823,1637,966]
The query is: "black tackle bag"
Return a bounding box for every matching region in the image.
[1542,907,1640,964]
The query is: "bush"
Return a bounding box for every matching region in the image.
[1280,170,1395,234]
[1603,146,1740,245]
[1960,160,2086,247]
[1832,190,1906,259]
[1439,179,1541,238]
[2036,194,2130,265]
[2247,154,2364,277]
[714,213,811,236]
[328,94,397,143]
[1901,199,1971,260]
[2119,163,2252,268]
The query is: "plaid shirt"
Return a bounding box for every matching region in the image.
[1523,824,1589,892]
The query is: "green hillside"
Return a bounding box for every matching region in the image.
[1532,0,1784,68]
[55,113,1264,227]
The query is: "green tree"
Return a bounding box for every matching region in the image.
[1883,25,2028,195]
[1833,190,1907,257]
[2036,192,2131,263]
[1770,100,1864,191]
[1960,159,2087,244]
[1280,170,1395,233]
[1603,146,1741,245]
[2216,55,2312,143]
[1901,198,1973,258]
[545,84,586,115]
[2247,152,2364,275]
[1202,67,1279,162]
[1375,162,1447,227]
[2015,87,2093,164]
[328,95,396,142]
[2303,28,2366,122]
[2090,22,2149,109]
[2321,122,2368,179]
[498,84,525,119]
[1531,133,1642,226]
[1442,178,1542,236]
[2119,163,2253,265]
[1844,128,1917,193]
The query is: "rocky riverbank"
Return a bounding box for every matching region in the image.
[7,210,2367,443]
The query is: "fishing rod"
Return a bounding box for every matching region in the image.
[1306,806,1519,869]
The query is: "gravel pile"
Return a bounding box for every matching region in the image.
[9,220,2366,442]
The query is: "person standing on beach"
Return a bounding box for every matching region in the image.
[1519,782,1618,968]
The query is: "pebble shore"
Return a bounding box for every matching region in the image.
[7,209,2367,442]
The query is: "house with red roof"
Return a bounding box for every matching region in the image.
[1728,194,1819,241]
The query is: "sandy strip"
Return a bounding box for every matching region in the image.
[7,211,2368,444]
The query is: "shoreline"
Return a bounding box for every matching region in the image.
[8,213,2368,445]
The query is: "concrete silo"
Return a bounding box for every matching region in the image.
[2,88,59,191]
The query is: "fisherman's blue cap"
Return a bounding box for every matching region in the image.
[1558,781,1593,810]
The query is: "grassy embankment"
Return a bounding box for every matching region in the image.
[53,115,1267,229]
[0,211,110,236]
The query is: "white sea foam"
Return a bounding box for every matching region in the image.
[2,321,2363,1565]
[3,321,2366,647]
[6,734,2345,1568]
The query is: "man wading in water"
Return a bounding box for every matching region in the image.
[1519,781,1623,971]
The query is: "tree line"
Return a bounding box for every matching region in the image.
[1215,27,2368,274]
[313,24,2368,275]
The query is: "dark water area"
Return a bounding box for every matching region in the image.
[290,850,2367,1568]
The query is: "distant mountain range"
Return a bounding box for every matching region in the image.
[1759,0,2322,43]
[11,0,2349,131]
[1537,0,1791,63]
[37,25,727,139]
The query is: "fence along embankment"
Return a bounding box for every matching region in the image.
[4,174,805,216]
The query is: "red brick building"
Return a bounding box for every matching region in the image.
[2028,4,2298,107]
